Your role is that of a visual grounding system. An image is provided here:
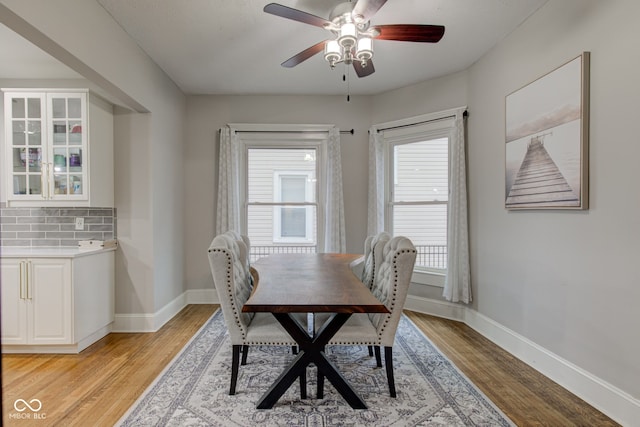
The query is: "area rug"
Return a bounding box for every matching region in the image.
[117,310,514,426]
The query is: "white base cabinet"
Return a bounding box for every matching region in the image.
[1,250,114,353]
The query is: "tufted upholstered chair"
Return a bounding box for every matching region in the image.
[358,232,392,362]
[360,232,392,290]
[208,233,306,396]
[318,236,417,398]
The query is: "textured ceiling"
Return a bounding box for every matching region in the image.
[1,0,547,96]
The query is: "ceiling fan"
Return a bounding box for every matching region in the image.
[263,0,445,78]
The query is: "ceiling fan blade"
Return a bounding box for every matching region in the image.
[353,60,375,78]
[263,3,331,28]
[352,0,388,22]
[373,24,445,42]
[282,41,327,68]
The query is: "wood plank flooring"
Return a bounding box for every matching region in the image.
[2,305,619,426]
[404,311,619,427]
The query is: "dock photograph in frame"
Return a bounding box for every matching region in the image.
[505,52,590,210]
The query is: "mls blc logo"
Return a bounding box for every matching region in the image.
[11,398,46,420]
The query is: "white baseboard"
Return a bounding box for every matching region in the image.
[112,312,157,333]
[404,295,465,321]
[113,293,186,332]
[464,308,639,427]
[406,295,640,426]
[112,289,218,333]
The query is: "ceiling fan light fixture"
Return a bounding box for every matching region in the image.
[324,39,342,68]
[338,22,357,48]
[355,36,373,63]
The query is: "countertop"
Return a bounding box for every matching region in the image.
[0,246,116,259]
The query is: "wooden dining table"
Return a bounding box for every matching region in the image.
[242,253,389,409]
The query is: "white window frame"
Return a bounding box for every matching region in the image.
[273,170,315,243]
[375,111,457,287]
[230,123,331,251]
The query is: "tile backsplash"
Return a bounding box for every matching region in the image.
[0,206,116,247]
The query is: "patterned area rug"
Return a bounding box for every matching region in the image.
[117,310,514,426]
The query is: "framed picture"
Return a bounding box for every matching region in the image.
[505,52,590,210]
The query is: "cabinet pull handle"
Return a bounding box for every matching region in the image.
[26,261,32,300]
[41,165,47,199]
[19,261,25,299]
[46,163,52,199]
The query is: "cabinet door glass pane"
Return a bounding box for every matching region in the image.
[28,121,41,146]
[53,149,67,172]
[51,98,66,118]
[13,176,26,195]
[28,175,42,195]
[69,121,82,144]
[54,174,69,195]
[27,98,41,118]
[68,98,81,118]
[53,121,66,144]
[12,121,26,145]
[24,148,42,172]
[69,148,82,169]
[11,98,25,118]
[70,175,82,194]
[12,148,26,172]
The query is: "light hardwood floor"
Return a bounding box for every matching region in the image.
[2,304,619,426]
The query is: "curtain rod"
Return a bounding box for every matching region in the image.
[375,110,467,133]
[232,129,354,135]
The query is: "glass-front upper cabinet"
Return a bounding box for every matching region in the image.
[3,90,88,204]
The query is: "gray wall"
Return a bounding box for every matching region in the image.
[466,0,640,400]
[0,0,187,317]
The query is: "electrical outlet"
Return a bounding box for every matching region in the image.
[75,217,85,230]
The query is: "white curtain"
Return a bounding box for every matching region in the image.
[324,127,346,252]
[216,127,241,234]
[367,128,385,236]
[443,111,472,303]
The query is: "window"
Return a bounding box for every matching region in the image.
[390,137,448,271]
[379,115,456,276]
[246,148,319,251]
[232,125,334,261]
[273,171,315,242]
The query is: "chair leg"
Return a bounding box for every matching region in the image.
[230,345,241,395]
[241,344,249,365]
[317,371,324,399]
[316,345,325,399]
[300,368,307,399]
[384,346,396,398]
[368,345,374,357]
[374,345,382,367]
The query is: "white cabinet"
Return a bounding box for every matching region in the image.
[2,89,89,205]
[0,258,72,345]
[1,250,115,353]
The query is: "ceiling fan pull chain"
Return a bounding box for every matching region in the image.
[344,66,351,102]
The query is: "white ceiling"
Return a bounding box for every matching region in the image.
[1,0,547,96]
